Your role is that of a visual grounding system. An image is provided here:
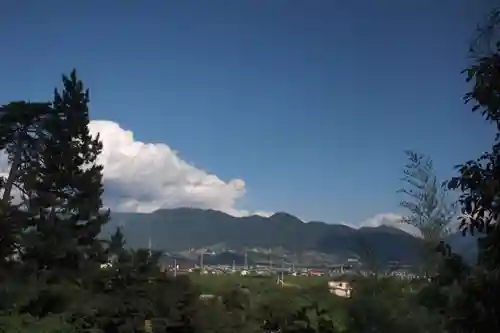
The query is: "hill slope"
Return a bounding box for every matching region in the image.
[102,208,424,264]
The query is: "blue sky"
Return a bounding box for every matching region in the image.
[0,0,497,226]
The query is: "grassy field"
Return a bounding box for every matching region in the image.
[189,273,331,294]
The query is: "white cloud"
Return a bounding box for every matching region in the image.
[0,120,253,216]
[89,120,251,216]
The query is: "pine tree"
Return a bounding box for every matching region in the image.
[21,70,108,277]
[108,226,126,258]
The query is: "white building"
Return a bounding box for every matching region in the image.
[328,280,352,298]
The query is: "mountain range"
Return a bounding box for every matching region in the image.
[102,208,479,265]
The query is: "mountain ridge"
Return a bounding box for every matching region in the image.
[101,207,480,265]
[103,207,424,264]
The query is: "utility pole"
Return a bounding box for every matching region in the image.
[281,259,285,287]
[174,259,177,277]
[200,250,204,274]
[147,218,153,259]
[147,237,153,284]
[244,251,248,270]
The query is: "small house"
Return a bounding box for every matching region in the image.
[328,280,352,298]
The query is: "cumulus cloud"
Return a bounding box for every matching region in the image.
[88,120,251,216]
[0,120,253,216]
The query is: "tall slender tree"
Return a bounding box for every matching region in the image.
[21,70,108,276]
[399,150,456,277]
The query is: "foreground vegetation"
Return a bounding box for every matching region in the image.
[1,7,500,333]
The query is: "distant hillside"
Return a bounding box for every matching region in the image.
[102,208,425,264]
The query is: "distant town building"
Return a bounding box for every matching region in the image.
[309,269,324,276]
